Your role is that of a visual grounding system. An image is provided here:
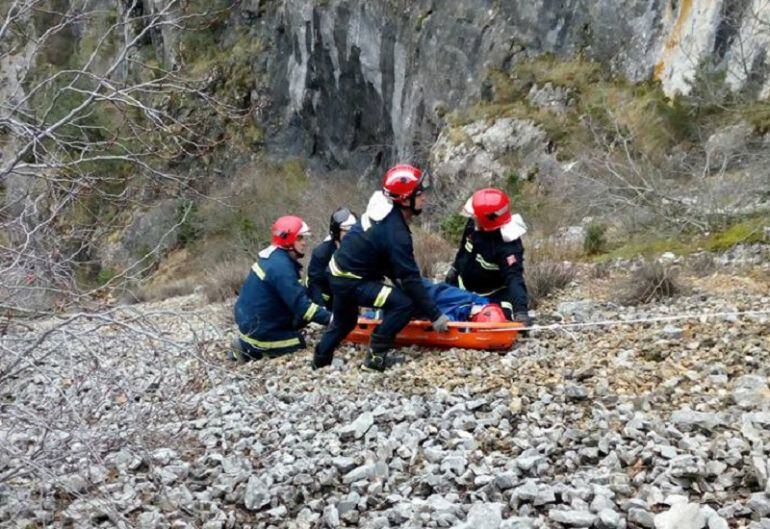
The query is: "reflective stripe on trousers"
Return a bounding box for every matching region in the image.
[239,332,300,350]
[373,285,392,308]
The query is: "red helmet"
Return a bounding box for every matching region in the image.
[382,164,427,203]
[271,215,310,249]
[471,303,507,323]
[471,188,512,231]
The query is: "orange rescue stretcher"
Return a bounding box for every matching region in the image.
[345,318,523,351]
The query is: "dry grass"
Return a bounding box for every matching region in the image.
[135,254,249,304]
[202,261,248,302]
[687,253,717,278]
[413,229,456,279]
[589,261,612,280]
[136,161,369,303]
[693,270,770,296]
[135,278,198,303]
[621,261,685,305]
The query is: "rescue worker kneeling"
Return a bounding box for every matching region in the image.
[313,164,450,371]
[231,215,331,362]
[307,207,357,309]
[446,188,531,325]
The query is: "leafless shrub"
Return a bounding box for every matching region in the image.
[525,260,576,308]
[525,241,579,305]
[546,76,770,237]
[621,261,685,305]
[524,242,577,308]
[1,0,240,314]
[0,0,246,521]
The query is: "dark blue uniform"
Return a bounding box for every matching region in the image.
[307,238,335,309]
[447,219,528,317]
[314,207,442,363]
[235,246,330,359]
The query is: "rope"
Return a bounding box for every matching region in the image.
[505,309,770,333]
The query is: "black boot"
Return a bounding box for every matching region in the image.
[312,346,333,370]
[364,334,404,371]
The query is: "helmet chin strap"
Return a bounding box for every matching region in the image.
[289,245,305,259]
[396,194,423,215]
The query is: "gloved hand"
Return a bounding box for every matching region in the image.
[445,267,458,285]
[513,311,532,327]
[317,310,331,326]
[431,313,450,333]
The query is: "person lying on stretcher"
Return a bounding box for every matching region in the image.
[362,278,507,323]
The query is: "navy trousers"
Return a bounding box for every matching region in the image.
[314,276,415,362]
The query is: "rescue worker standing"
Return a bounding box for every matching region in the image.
[231,215,331,362]
[446,188,531,325]
[306,207,357,309]
[313,164,450,371]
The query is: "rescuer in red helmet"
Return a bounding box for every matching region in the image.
[313,164,450,371]
[231,215,331,362]
[446,188,531,325]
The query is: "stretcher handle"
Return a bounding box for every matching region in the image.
[357,318,524,331]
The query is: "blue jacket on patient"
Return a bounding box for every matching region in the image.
[363,279,488,321]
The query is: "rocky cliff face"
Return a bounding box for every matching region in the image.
[2,0,768,300]
[247,0,770,168]
[3,1,768,171]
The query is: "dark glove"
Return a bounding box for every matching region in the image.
[431,314,450,333]
[445,267,458,286]
[513,311,532,327]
